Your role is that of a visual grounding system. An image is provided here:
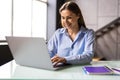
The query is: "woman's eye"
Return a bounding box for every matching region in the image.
[67,17,72,19]
[61,17,65,19]
[61,16,72,20]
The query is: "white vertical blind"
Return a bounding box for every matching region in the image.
[32,0,47,39]
[13,0,32,37]
[0,0,47,77]
[0,0,47,40]
[0,0,12,40]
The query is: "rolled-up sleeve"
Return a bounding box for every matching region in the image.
[47,32,58,58]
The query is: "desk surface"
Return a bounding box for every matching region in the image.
[0,61,120,80]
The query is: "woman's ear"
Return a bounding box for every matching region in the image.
[77,14,80,19]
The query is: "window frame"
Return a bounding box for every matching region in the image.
[0,0,48,43]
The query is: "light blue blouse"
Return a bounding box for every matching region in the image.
[48,26,95,64]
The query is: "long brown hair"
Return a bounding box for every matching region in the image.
[59,1,86,28]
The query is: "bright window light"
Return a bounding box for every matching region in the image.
[32,0,47,39]
[13,0,32,37]
[0,0,47,78]
[0,0,47,40]
[0,0,12,40]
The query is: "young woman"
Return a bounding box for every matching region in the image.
[48,1,95,66]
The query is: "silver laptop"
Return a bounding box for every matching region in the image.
[6,36,65,70]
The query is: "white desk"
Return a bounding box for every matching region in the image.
[0,61,120,80]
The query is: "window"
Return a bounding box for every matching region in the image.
[0,0,47,41]
[0,0,47,77]
[32,0,47,39]
[0,0,12,41]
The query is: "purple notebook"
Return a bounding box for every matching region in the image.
[83,66,113,74]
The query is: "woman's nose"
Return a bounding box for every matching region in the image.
[64,18,68,23]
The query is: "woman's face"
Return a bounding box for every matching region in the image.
[60,9,79,30]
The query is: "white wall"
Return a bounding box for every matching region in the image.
[72,0,120,31]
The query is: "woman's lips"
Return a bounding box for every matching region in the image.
[65,24,71,27]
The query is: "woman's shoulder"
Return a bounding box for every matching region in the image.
[55,28,66,34]
[84,27,94,34]
[84,28,95,38]
[87,28,94,33]
[81,26,94,34]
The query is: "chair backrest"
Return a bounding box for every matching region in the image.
[0,45,13,66]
